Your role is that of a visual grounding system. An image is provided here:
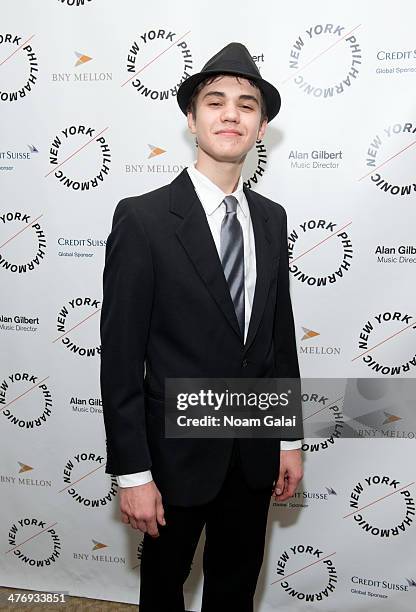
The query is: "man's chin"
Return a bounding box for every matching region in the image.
[208,149,248,164]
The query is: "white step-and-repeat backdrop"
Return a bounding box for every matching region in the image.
[1,1,415,610]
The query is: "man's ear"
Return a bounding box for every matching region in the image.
[187,110,196,134]
[257,118,268,141]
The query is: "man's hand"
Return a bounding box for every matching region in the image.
[273,449,303,501]
[119,480,166,538]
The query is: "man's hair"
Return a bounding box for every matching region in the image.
[186,74,268,123]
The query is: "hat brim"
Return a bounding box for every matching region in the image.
[177,69,281,121]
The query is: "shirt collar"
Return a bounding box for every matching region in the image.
[187,162,248,217]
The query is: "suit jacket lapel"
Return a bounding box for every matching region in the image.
[171,170,243,341]
[170,170,276,349]
[244,186,274,351]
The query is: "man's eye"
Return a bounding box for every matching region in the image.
[209,102,221,106]
[241,105,253,110]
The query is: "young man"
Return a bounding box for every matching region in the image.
[100,43,303,612]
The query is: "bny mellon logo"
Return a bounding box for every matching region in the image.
[148,144,166,158]
[92,540,107,551]
[18,462,33,473]
[301,327,320,340]
[382,412,401,425]
[75,51,92,67]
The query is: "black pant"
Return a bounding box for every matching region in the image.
[139,440,272,612]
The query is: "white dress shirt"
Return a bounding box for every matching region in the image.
[117,164,301,488]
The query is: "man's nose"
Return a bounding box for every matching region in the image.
[221,104,240,122]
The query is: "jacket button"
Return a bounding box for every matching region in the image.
[241,359,248,368]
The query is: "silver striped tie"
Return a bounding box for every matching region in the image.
[220,195,245,337]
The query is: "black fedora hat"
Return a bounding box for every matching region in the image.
[177,42,281,121]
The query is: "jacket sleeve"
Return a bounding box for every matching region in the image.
[100,198,154,475]
[274,206,304,442]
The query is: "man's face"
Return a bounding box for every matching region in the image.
[187,75,267,164]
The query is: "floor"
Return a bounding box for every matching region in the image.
[0,586,139,611]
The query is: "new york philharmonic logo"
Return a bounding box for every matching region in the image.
[301,389,344,453]
[360,122,416,196]
[47,125,111,190]
[0,34,38,102]
[346,475,415,538]
[273,544,337,602]
[60,452,118,508]
[288,219,353,286]
[58,0,93,5]
[287,24,362,98]
[123,28,193,100]
[7,518,61,567]
[54,297,101,357]
[354,311,416,375]
[0,212,46,274]
[0,372,52,429]
[243,140,267,189]
[133,537,145,569]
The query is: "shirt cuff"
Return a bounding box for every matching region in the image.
[280,440,302,450]
[116,470,153,487]
[116,444,302,486]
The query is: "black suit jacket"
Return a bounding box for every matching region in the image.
[100,169,302,506]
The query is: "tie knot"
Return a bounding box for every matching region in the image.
[223,195,238,214]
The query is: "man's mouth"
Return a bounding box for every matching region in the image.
[216,130,242,136]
